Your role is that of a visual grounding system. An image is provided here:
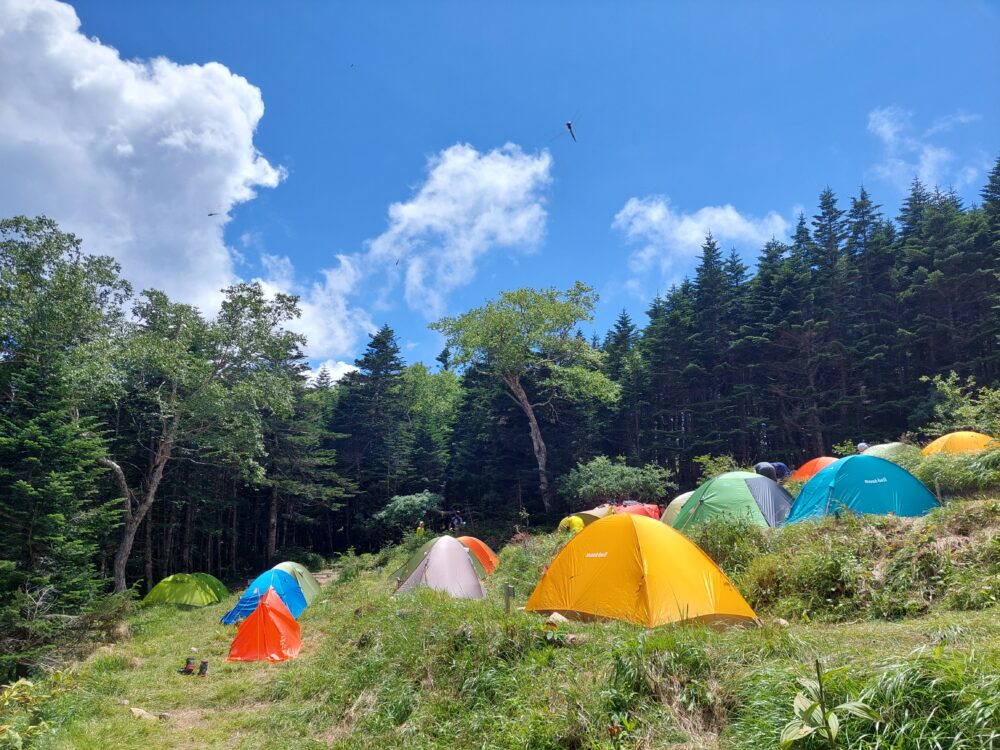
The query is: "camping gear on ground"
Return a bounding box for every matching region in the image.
[672,472,792,530]
[525,515,757,627]
[922,431,994,456]
[863,442,920,462]
[754,462,777,481]
[272,561,321,604]
[197,660,208,677]
[226,588,301,663]
[457,536,499,574]
[771,462,791,480]
[221,568,307,625]
[787,454,938,522]
[557,514,586,534]
[177,657,196,675]
[790,456,838,481]
[394,536,486,599]
[143,573,228,607]
[612,503,660,519]
[660,491,694,526]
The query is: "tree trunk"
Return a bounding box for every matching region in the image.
[143,511,153,593]
[103,412,178,593]
[504,374,553,513]
[267,483,279,563]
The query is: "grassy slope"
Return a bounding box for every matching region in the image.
[34,508,1000,750]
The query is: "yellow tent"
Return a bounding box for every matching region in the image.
[660,490,694,526]
[525,515,757,628]
[922,431,994,456]
[558,504,613,534]
[557,515,586,534]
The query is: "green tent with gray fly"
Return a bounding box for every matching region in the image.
[672,471,792,531]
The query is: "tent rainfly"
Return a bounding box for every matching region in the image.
[272,561,321,604]
[457,536,499,574]
[226,588,301,663]
[672,472,792,530]
[922,431,994,456]
[221,569,307,625]
[525,515,758,627]
[143,573,228,607]
[787,455,938,522]
[394,536,486,599]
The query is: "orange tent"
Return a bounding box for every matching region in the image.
[456,536,498,574]
[791,456,838,481]
[227,587,301,663]
[612,503,661,519]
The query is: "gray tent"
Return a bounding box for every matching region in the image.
[395,536,485,599]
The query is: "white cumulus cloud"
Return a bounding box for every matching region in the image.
[613,196,789,279]
[367,143,553,318]
[867,106,981,191]
[307,359,358,384]
[256,253,375,361]
[0,0,283,311]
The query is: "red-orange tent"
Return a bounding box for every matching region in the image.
[612,503,661,519]
[227,587,301,663]
[456,536,498,574]
[791,456,838,481]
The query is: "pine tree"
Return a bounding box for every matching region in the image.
[332,325,413,544]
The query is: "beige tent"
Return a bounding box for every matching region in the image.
[395,536,485,599]
[660,491,694,526]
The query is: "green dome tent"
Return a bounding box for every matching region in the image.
[672,472,793,531]
[143,573,228,607]
[273,561,321,603]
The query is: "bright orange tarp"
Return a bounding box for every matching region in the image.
[791,456,838,481]
[457,536,498,574]
[227,587,301,663]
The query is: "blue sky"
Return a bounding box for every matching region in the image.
[3,1,998,374]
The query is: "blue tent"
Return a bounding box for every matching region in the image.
[787,455,938,523]
[221,569,307,624]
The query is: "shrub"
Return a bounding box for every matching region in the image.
[557,456,675,506]
[692,454,743,481]
[273,546,325,572]
[687,517,769,577]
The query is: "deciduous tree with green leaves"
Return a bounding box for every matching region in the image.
[431,282,618,513]
[95,283,303,592]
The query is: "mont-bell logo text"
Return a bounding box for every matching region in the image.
[863,476,888,485]
[585,552,608,558]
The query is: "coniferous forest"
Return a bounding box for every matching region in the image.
[2,161,1000,679]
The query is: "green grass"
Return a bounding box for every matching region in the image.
[12,503,1000,749]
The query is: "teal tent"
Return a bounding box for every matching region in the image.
[787,455,937,522]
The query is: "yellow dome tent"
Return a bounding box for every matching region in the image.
[557,514,586,534]
[525,515,757,628]
[922,431,994,456]
[557,504,613,534]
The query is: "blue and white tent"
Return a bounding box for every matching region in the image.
[221,568,307,625]
[787,455,938,523]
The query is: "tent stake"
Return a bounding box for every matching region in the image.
[504,584,514,613]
